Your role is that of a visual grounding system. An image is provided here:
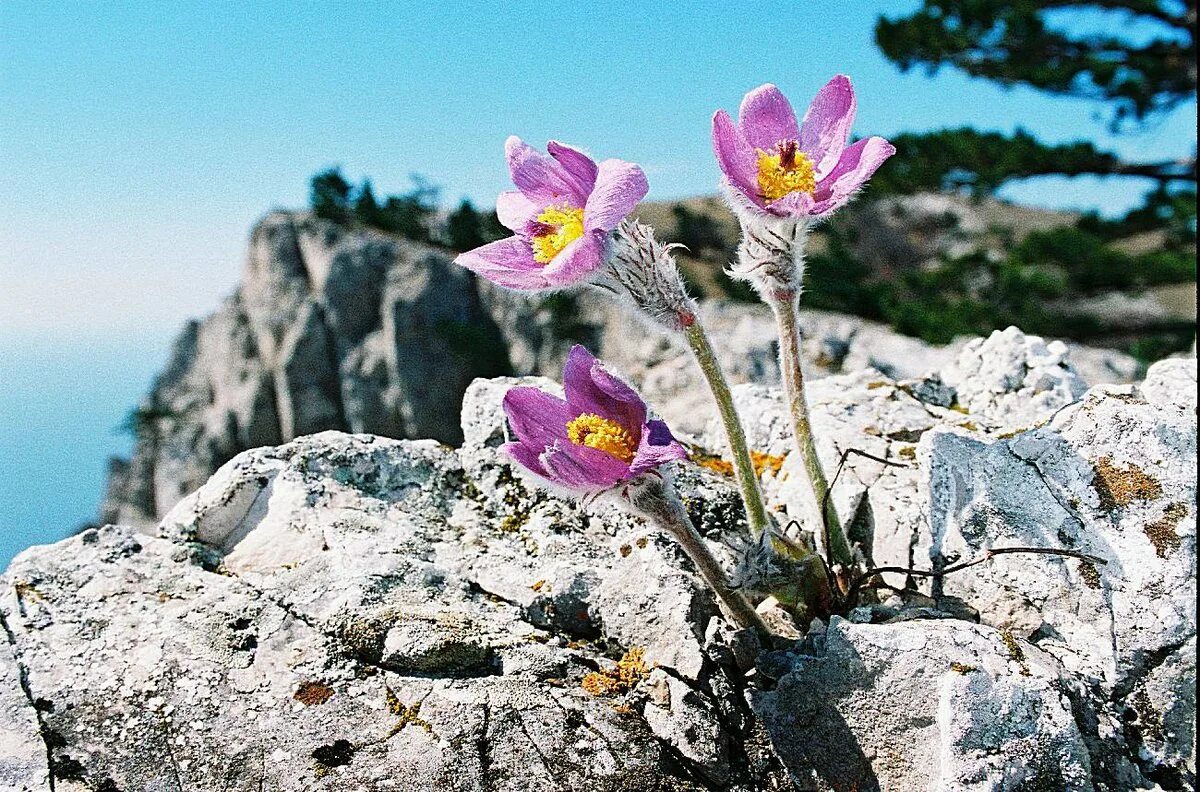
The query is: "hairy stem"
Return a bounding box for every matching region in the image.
[767,292,853,569]
[625,477,769,636]
[683,321,773,542]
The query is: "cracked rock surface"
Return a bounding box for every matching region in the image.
[2,332,1193,791]
[100,212,1141,530]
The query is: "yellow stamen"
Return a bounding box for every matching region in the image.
[566,413,636,463]
[531,203,585,264]
[756,143,816,203]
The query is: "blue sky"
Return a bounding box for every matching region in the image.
[1,0,1195,339]
[0,1,1195,563]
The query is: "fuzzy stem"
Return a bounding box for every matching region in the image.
[682,321,773,542]
[625,477,769,636]
[767,292,853,569]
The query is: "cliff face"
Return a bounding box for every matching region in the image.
[102,213,508,527]
[102,211,1143,529]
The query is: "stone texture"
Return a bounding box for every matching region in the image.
[752,618,1094,791]
[7,340,1193,790]
[101,214,1141,527]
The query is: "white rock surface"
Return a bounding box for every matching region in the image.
[102,213,1142,527]
[5,337,1189,791]
[753,618,1094,791]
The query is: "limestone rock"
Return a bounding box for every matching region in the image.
[102,210,1141,527]
[939,326,1089,431]
[753,618,1094,791]
[4,349,1195,789]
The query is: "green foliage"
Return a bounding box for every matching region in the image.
[802,213,1194,351]
[446,199,485,252]
[876,0,1196,128]
[311,170,439,243]
[871,128,1120,197]
[354,180,382,227]
[372,176,439,242]
[1079,185,1198,248]
[117,404,176,438]
[671,205,728,257]
[310,168,354,225]
[446,199,508,252]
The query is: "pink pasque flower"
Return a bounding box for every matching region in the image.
[712,76,895,218]
[502,345,687,493]
[455,137,649,291]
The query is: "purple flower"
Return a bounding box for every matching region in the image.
[502,345,687,493]
[712,76,896,218]
[455,137,650,291]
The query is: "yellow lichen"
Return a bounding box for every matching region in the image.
[385,687,433,737]
[1078,561,1102,589]
[530,203,585,264]
[581,647,649,696]
[566,413,636,463]
[1092,456,1162,510]
[999,629,1030,676]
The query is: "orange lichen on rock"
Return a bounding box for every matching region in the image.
[689,447,786,478]
[581,647,649,696]
[1144,502,1187,558]
[1092,456,1163,509]
[294,681,335,706]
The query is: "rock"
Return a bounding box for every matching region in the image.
[920,356,1197,785]
[101,213,1142,526]
[939,326,1088,431]
[4,443,782,790]
[4,346,1195,789]
[752,618,1094,791]
[0,621,47,792]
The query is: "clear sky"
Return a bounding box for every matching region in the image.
[2,1,1195,339]
[0,1,1195,564]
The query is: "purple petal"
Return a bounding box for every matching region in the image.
[798,75,857,178]
[712,110,767,211]
[541,230,608,286]
[562,345,647,434]
[628,419,688,477]
[505,136,588,205]
[455,237,550,291]
[542,444,629,490]
[737,84,800,151]
[547,141,599,198]
[583,159,648,232]
[809,136,896,216]
[496,190,539,232]
[766,189,817,218]
[503,441,552,481]
[503,387,572,449]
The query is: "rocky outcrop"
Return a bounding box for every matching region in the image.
[6,331,1192,790]
[101,212,1142,530]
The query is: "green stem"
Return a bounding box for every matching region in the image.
[626,477,770,637]
[768,293,853,569]
[682,321,772,541]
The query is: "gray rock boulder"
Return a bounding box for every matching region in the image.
[102,214,1142,528]
[7,338,1192,790]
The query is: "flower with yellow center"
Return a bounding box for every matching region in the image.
[756,141,816,203]
[531,203,586,264]
[566,413,637,463]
